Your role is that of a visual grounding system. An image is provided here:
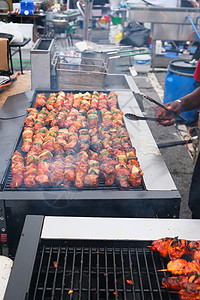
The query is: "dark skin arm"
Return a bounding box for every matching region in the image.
[156,86,200,126]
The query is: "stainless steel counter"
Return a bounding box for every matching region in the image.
[128,6,200,68]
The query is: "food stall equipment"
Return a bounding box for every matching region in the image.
[0,85,180,251]
[55,55,108,89]
[128,6,200,68]
[31,38,55,90]
[4,215,200,299]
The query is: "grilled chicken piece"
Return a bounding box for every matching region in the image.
[35,174,50,186]
[21,127,34,152]
[38,149,53,163]
[34,108,48,130]
[101,109,113,127]
[46,93,57,110]
[128,164,143,187]
[24,174,37,188]
[149,238,172,258]
[73,93,82,109]
[42,126,58,152]
[80,92,91,111]
[51,110,68,128]
[50,156,65,186]
[63,155,76,188]
[31,159,51,187]
[54,128,69,155]
[179,282,200,299]
[24,163,37,177]
[188,241,200,260]
[64,92,74,110]
[45,109,58,126]
[162,276,189,291]
[10,151,24,188]
[168,237,188,260]
[167,259,200,276]
[34,93,46,108]
[87,109,98,129]
[23,162,37,188]
[90,134,102,153]
[115,163,130,190]
[79,129,90,152]
[75,151,88,189]
[24,108,38,128]
[84,174,99,188]
[88,150,99,161]
[54,91,65,111]
[98,93,108,110]
[107,91,118,109]
[84,154,100,188]
[64,108,78,128]
[35,161,51,186]
[100,158,116,186]
[31,132,44,154]
[75,161,88,188]
[65,132,78,152]
[90,91,99,109]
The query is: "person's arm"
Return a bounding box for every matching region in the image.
[155,86,200,126]
[185,0,199,7]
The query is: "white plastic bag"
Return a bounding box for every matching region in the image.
[0,22,23,43]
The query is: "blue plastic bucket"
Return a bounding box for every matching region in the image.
[164,59,198,123]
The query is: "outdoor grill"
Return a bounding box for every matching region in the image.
[0,86,180,251]
[4,215,200,300]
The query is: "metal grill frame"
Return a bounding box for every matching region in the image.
[0,89,180,205]
[4,215,180,300]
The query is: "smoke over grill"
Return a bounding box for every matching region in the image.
[8,90,144,192]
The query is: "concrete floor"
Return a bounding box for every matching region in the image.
[12,27,197,219]
[134,72,194,219]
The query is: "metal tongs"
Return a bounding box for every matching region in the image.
[133,91,187,123]
[125,113,170,122]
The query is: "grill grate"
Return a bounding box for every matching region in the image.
[28,240,179,300]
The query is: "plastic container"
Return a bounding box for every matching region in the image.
[20,0,34,15]
[109,0,121,10]
[164,59,198,123]
[155,40,162,55]
[111,16,122,25]
[133,54,151,73]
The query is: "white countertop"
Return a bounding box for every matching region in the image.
[42,216,200,241]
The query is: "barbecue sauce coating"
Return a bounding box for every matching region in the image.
[150,237,200,300]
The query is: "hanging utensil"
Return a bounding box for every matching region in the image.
[134,91,187,123]
[107,48,148,55]
[108,51,151,60]
[125,113,170,122]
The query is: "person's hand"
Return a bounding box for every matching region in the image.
[155,101,182,126]
[191,0,199,8]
